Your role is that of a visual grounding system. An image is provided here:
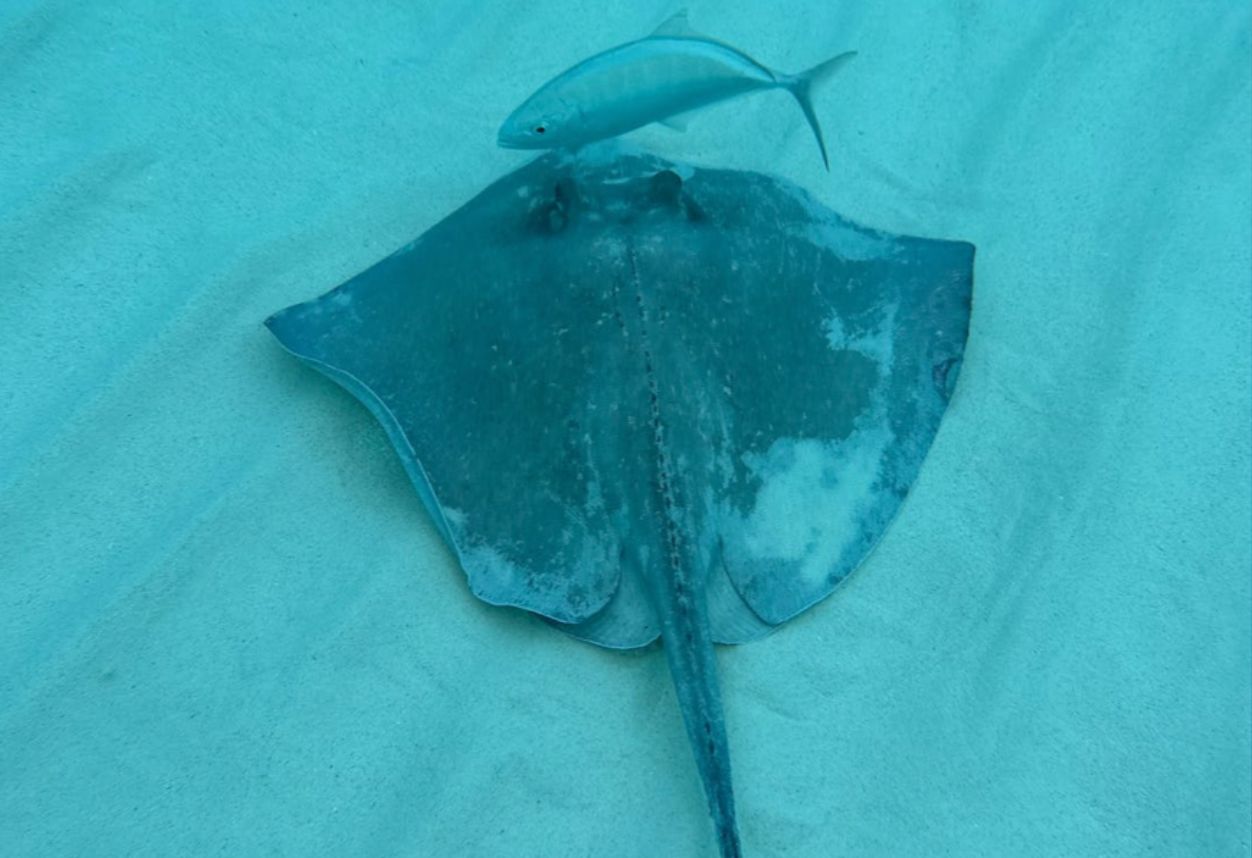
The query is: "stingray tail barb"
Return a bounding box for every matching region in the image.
[652,565,742,858]
[781,50,857,171]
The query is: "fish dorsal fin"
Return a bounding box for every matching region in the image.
[647,11,777,81]
[649,9,702,39]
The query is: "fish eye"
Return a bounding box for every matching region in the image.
[534,125,546,134]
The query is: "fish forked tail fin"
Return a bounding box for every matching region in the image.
[783,50,857,171]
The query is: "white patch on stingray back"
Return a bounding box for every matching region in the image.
[739,425,891,587]
[443,503,613,622]
[786,186,900,262]
[461,540,521,592]
[825,303,896,370]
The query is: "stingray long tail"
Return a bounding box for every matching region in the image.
[657,581,742,858]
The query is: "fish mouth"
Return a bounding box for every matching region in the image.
[497,132,535,150]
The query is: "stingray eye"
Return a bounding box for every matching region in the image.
[534,124,546,134]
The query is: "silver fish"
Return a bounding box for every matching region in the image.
[498,11,856,169]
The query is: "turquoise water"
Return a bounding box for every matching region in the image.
[1,3,1248,857]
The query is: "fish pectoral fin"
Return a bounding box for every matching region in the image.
[649,9,702,39]
[657,110,698,132]
[658,107,705,131]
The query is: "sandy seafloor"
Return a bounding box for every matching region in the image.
[1,1,1249,856]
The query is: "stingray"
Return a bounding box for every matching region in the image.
[266,149,973,857]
